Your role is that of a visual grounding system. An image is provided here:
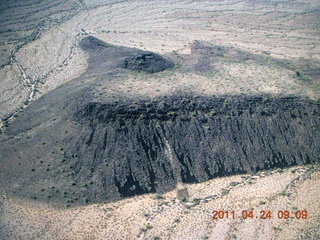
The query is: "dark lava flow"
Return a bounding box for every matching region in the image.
[79,36,175,74]
[0,37,319,207]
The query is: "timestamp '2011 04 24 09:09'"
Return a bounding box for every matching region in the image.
[212,210,308,220]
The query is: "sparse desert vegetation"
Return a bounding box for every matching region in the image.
[1,0,320,125]
[0,0,320,239]
[1,165,320,239]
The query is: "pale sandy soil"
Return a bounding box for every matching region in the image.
[91,63,305,103]
[1,1,319,239]
[1,165,319,239]
[1,0,320,122]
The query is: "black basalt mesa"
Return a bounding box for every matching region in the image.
[0,37,319,208]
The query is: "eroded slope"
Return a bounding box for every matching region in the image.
[0,37,319,207]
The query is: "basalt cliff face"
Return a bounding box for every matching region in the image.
[1,94,319,206]
[74,95,320,197]
[0,37,319,207]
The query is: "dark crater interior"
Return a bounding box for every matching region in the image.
[79,36,174,74]
[121,53,174,73]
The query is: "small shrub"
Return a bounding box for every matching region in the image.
[139,224,152,233]
[230,182,240,187]
[193,198,200,205]
[145,223,152,230]
[259,200,266,205]
[154,193,163,200]
[221,189,229,196]
[204,125,210,130]
[167,111,176,117]
[190,111,196,117]
[273,225,282,231]
[209,110,216,117]
[139,113,146,119]
[306,164,314,169]
[180,197,187,203]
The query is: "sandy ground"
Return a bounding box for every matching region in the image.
[1,165,319,239]
[1,0,320,122]
[1,1,320,239]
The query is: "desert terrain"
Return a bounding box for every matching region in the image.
[1,165,320,239]
[0,0,320,239]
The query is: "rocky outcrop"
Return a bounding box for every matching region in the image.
[1,93,319,207]
[61,95,319,202]
[0,36,319,207]
[79,36,174,74]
